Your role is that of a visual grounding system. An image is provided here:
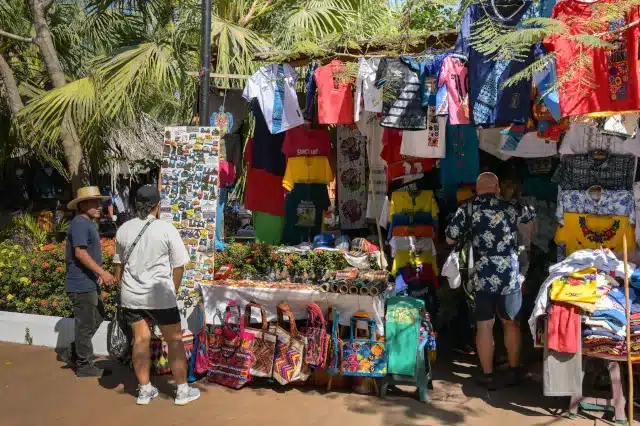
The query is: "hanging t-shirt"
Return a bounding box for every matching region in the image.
[243,63,304,133]
[284,184,330,245]
[356,111,385,167]
[282,126,332,158]
[556,189,636,225]
[314,60,354,125]
[439,123,480,189]
[552,153,636,190]
[282,156,334,191]
[337,126,367,229]
[244,138,286,216]
[376,58,427,130]
[544,0,640,117]
[381,128,437,181]
[438,56,470,124]
[559,123,640,156]
[249,99,287,176]
[400,115,447,158]
[253,211,285,245]
[555,213,636,256]
[457,0,537,126]
[499,130,558,158]
[388,190,439,223]
[208,89,247,134]
[354,57,383,121]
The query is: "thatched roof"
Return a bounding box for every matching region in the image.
[104,113,163,175]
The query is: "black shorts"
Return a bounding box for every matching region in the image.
[475,291,522,322]
[121,307,181,326]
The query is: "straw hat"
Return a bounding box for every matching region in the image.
[67,186,110,210]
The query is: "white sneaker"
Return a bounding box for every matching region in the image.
[136,384,159,405]
[174,386,200,406]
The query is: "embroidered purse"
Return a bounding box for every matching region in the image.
[270,302,308,385]
[243,302,277,378]
[339,315,387,377]
[150,329,194,375]
[304,303,330,368]
[207,301,255,389]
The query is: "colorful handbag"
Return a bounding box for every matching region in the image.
[270,302,307,385]
[207,301,255,389]
[339,315,387,377]
[305,303,329,368]
[193,303,210,376]
[243,302,277,378]
[150,329,194,375]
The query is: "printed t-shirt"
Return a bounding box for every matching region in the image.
[356,112,388,219]
[282,126,332,158]
[499,130,558,158]
[544,0,640,117]
[284,184,330,245]
[65,215,101,293]
[337,125,367,229]
[282,156,334,191]
[556,189,636,225]
[552,153,636,190]
[244,138,286,216]
[253,211,285,245]
[555,213,636,256]
[438,56,470,124]
[314,60,354,125]
[207,89,247,134]
[243,63,304,133]
[560,123,640,156]
[381,128,437,181]
[456,0,537,126]
[400,116,447,158]
[250,99,286,176]
[392,250,439,276]
[354,57,383,121]
[375,58,426,130]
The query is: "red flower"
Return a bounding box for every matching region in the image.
[55,266,63,273]
[42,244,55,252]
[40,300,48,307]
[42,262,50,269]
[51,301,57,308]
[33,281,39,287]
[284,258,292,266]
[246,258,253,264]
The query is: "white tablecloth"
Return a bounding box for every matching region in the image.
[198,284,386,336]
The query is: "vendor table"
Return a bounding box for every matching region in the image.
[198,281,386,335]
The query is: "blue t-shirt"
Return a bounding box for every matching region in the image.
[456,1,537,127]
[439,123,480,192]
[65,215,102,293]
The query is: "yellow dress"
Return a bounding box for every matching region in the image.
[282,156,334,191]
[550,267,598,304]
[554,213,636,256]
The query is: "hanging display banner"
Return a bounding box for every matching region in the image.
[160,126,220,286]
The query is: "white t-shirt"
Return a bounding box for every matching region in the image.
[114,218,189,310]
[400,115,446,158]
[356,112,387,220]
[354,58,383,121]
[559,123,640,156]
[242,64,304,134]
[500,131,558,158]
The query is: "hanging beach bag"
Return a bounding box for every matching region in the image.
[305,303,329,368]
[340,316,387,377]
[243,302,277,378]
[207,301,255,389]
[271,302,307,385]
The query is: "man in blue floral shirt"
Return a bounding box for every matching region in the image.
[445,173,535,390]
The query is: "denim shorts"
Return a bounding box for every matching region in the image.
[475,290,522,322]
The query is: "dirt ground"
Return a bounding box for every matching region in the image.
[0,342,612,426]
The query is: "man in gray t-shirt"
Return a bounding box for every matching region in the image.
[63,186,116,377]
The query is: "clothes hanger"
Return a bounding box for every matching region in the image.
[587,185,603,202]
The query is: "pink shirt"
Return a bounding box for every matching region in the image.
[438,57,470,125]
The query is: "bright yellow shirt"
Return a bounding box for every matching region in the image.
[282,156,334,191]
[550,267,598,304]
[391,250,439,276]
[388,190,439,222]
[555,213,636,256]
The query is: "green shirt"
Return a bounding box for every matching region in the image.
[284,184,330,245]
[385,296,424,376]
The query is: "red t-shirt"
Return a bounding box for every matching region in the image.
[544,0,640,117]
[381,128,436,181]
[244,138,285,216]
[315,60,354,125]
[282,126,332,158]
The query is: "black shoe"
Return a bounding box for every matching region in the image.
[76,365,105,378]
[60,343,76,365]
[477,373,497,391]
[505,367,525,387]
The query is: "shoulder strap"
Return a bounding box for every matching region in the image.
[123,218,155,266]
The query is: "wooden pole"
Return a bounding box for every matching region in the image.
[623,234,634,424]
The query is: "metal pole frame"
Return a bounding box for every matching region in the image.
[199,0,212,126]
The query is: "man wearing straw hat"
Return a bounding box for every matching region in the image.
[64,186,116,377]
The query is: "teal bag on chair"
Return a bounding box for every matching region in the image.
[339,316,387,377]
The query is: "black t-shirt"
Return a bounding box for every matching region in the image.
[284,183,330,245]
[376,58,427,130]
[250,99,286,176]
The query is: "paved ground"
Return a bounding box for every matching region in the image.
[0,342,607,426]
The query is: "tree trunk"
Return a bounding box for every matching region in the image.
[0,53,24,114]
[28,0,89,192]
